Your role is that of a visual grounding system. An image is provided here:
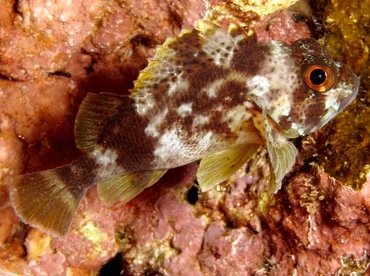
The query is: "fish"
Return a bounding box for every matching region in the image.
[10,20,359,237]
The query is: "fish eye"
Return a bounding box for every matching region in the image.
[303,65,335,92]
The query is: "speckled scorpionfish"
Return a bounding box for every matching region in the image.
[10,20,359,236]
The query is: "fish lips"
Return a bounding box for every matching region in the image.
[336,64,360,113]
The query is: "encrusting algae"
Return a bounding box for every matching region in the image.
[314,0,370,190]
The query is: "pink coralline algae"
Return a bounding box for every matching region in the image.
[0,0,368,275]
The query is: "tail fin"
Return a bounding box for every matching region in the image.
[10,158,95,237]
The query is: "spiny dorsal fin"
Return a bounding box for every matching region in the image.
[130,20,249,99]
[197,144,260,192]
[97,169,167,207]
[74,92,130,153]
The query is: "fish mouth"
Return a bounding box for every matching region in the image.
[336,63,360,114]
[337,74,360,113]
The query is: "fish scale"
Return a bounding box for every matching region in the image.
[10,20,359,236]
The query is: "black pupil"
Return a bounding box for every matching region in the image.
[310,68,326,85]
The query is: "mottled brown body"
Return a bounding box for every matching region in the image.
[10,21,359,236]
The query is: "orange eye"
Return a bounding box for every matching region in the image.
[303,65,335,92]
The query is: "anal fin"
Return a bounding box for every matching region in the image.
[197,144,260,192]
[97,169,167,207]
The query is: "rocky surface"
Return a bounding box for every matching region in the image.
[1,0,369,275]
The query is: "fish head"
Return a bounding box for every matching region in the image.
[248,38,359,138]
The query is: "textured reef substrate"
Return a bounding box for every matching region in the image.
[1,0,369,274]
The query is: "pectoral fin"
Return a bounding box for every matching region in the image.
[97,169,167,207]
[197,145,260,192]
[263,110,298,193]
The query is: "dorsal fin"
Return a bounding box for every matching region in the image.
[130,20,249,99]
[74,92,130,153]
